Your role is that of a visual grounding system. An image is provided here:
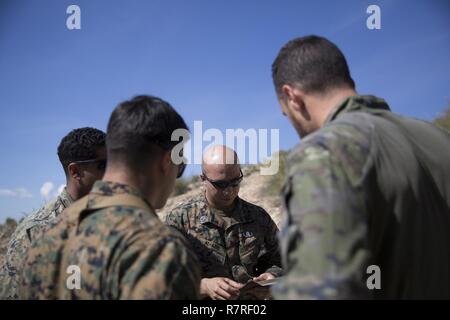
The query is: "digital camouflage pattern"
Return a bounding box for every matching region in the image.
[0,187,73,299]
[273,95,450,299]
[165,194,282,285]
[19,181,201,299]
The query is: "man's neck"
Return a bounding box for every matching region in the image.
[205,192,236,213]
[66,182,81,201]
[102,169,142,192]
[313,88,357,129]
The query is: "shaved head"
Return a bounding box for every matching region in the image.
[202,145,241,179]
[201,145,242,210]
[202,145,240,172]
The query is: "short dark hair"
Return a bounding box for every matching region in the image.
[106,95,189,168]
[57,127,106,174]
[272,35,355,96]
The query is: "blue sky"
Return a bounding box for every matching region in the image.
[0,0,449,222]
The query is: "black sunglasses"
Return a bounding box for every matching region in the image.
[201,169,243,189]
[72,159,107,171]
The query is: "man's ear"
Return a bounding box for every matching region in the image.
[68,163,81,181]
[282,84,305,113]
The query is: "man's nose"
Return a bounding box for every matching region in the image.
[222,186,233,195]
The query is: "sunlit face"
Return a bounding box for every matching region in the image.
[202,164,242,209]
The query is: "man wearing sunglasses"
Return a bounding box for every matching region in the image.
[19,95,200,300]
[165,145,282,300]
[0,127,106,299]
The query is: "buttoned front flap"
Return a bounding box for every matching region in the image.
[238,225,262,268]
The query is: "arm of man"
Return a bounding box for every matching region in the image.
[254,211,283,279]
[164,207,189,235]
[274,141,371,300]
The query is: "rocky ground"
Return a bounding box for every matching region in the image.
[0,219,17,265]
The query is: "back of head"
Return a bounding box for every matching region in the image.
[106,95,189,169]
[272,35,355,96]
[57,127,106,175]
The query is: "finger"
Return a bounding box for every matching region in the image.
[219,281,240,294]
[223,278,242,289]
[213,294,227,300]
[254,273,274,281]
[218,281,232,293]
[215,287,232,300]
[264,273,275,280]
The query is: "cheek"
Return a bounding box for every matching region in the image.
[205,184,223,202]
[206,183,218,196]
[83,169,102,183]
[90,169,104,180]
[229,187,239,199]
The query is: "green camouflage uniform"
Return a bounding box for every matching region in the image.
[18,181,201,300]
[0,187,73,299]
[273,95,450,299]
[165,194,282,285]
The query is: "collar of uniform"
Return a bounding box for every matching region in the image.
[58,186,74,209]
[67,181,154,231]
[91,180,146,201]
[199,194,253,228]
[324,95,391,125]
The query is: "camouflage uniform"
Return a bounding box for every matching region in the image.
[165,194,282,286]
[0,187,73,299]
[273,95,450,299]
[19,181,201,299]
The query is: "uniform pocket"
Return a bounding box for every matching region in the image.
[239,235,260,266]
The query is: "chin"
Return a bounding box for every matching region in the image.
[221,197,236,207]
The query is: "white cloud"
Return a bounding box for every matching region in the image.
[0,188,33,198]
[0,189,17,197]
[15,188,33,198]
[40,182,54,200]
